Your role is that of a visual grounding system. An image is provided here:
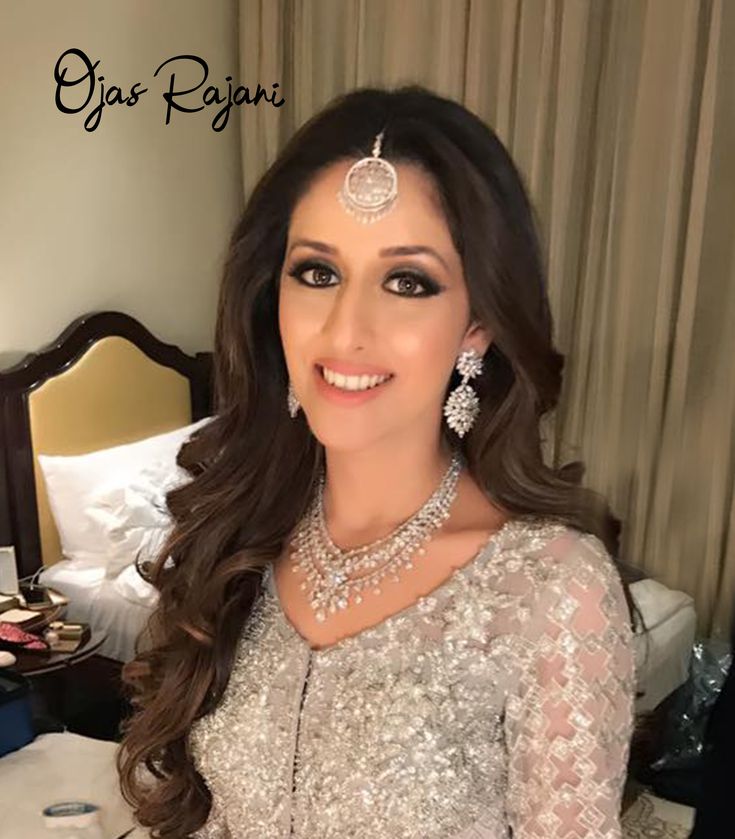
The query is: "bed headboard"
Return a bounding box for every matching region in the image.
[0,311,213,579]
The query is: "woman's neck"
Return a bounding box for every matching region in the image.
[320,435,457,548]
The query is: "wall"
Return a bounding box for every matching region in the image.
[0,0,242,367]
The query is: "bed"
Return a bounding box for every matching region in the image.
[0,310,213,667]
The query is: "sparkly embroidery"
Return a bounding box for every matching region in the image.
[188,517,635,838]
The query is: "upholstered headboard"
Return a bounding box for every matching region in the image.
[0,311,213,578]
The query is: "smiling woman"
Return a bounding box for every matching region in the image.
[116,85,637,839]
[278,161,475,460]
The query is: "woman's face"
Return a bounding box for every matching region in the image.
[278,159,490,452]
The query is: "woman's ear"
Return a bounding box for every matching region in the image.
[463,319,493,357]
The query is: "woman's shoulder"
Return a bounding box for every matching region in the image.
[499,515,619,582]
[498,515,632,644]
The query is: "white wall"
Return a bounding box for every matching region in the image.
[0,0,242,367]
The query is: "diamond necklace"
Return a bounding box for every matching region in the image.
[289,449,464,622]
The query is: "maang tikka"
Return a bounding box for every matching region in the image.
[337,130,398,224]
[287,347,484,436]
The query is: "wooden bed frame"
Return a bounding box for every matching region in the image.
[0,311,213,740]
[0,310,213,580]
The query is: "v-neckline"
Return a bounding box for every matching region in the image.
[264,516,524,656]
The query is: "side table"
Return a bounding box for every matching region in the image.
[10,625,108,735]
[12,627,108,677]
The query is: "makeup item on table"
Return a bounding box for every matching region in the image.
[44,620,63,649]
[0,593,21,614]
[56,623,85,640]
[44,621,90,653]
[0,650,17,667]
[0,621,50,651]
[0,607,40,625]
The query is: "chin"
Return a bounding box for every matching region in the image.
[310,429,385,454]
[303,413,392,452]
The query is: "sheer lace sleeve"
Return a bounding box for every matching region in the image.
[504,529,635,838]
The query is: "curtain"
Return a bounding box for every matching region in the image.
[237,0,734,639]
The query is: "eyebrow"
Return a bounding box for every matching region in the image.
[287,238,451,273]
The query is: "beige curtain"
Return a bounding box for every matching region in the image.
[238,0,735,639]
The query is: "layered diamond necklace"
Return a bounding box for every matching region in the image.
[289,449,464,622]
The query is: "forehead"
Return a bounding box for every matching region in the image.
[287,160,456,254]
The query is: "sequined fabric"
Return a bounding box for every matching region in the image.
[188,516,635,838]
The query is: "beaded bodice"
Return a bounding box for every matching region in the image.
[188,516,635,838]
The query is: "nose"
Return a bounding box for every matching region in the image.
[320,279,377,350]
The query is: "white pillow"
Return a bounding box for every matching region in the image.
[38,416,212,577]
[629,578,695,632]
[112,561,160,608]
[85,461,187,578]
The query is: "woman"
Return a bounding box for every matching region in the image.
[118,85,637,838]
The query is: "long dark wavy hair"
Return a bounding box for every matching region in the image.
[117,84,642,838]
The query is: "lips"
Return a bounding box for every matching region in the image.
[317,364,393,386]
[314,357,394,377]
[313,363,394,405]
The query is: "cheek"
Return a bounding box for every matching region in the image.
[385,321,459,392]
[278,285,317,354]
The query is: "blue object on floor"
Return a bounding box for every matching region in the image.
[0,669,36,757]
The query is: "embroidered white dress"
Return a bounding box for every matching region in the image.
[187,516,635,838]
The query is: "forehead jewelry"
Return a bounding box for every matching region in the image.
[337,130,398,224]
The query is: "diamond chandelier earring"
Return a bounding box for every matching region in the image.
[443,348,484,438]
[287,380,301,418]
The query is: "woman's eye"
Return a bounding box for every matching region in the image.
[288,261,337,287]
[304,265,337,286]
[384,273,433,297]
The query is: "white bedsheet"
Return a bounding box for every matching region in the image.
[0,732,137,838]
[38,560,155,663]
